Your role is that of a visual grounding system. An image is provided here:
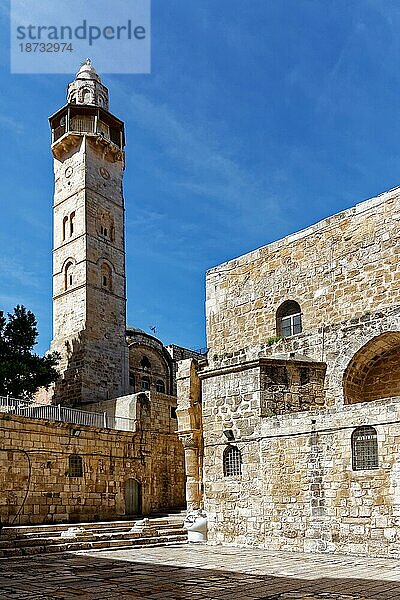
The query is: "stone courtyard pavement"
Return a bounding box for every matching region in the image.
[1,545,400,600]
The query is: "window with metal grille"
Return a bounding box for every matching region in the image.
[223,446,242,477]
[352,426,378,471]
[68,454,83,477]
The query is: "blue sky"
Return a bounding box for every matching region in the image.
[1,0,400,354]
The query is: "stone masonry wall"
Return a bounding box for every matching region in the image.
[0,412,185,526]
[51,133,128,406]
[206,187,400,358]
[197,186,400,558]
[202,390,400,557]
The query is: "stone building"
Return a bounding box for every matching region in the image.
[0,62,202,525]
[47,59,201,408]
[177,186,400,557]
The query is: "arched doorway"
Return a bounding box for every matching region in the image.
[343,332,400,404]
[125,478,142,515]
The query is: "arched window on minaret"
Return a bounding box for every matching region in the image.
[62,215,68,241]
[70,212,76,236]
[64,261,74,290]
[79,87,93,104]
[101,262,112,291]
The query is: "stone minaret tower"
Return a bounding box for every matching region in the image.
[49,60,128,405]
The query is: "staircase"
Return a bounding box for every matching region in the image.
[0,513,188,558]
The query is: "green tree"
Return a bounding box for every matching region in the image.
[0,305,59,399]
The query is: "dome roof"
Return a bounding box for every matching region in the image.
[75,58,101,82]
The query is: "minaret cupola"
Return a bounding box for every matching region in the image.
[67,58,109,110]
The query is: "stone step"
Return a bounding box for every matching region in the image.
[0,527,187,550]
[0,534,188,558]
[4,513,185,539]
[9,521,184,540]
[0,513,188,558]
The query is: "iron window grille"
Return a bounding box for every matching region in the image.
[223,445,242,477]
[352,426,378,471]
[68,454,83,477]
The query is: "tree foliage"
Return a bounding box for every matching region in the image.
[0,305,59,399]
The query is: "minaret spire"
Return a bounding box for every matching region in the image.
[48,63,128,405]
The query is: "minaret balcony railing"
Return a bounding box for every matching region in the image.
[52,112,123,149]
[70,115,95,134]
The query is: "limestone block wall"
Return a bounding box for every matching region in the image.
[51,134,129,405]
[127,335,173,396]
[0,412,185,525]
[203,394,400,557]
[91,391,180,434]
[198,186,400,558]
[206,187,400,359]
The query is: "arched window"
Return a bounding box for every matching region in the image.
[68,454,83,477]
[223,446,242,477]
[352,426,378,471]
[156,380,165,393]
[140,356,151,370]
[101,262,112,291]
[81,88,92,104]
[64,261,74,290]
[62,215,68,241]
[70,211,75,236]
[141,376,150,391]
[100,224,109,238]
[98,210,114,242]
[276,300,302,337]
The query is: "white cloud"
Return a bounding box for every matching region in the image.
[0,256,41,289]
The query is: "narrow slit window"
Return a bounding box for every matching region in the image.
[100,262,112,291]
[129,372,135,391]
[62,216,68,241]
[65,261,74,290]
[70,211,76,236]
